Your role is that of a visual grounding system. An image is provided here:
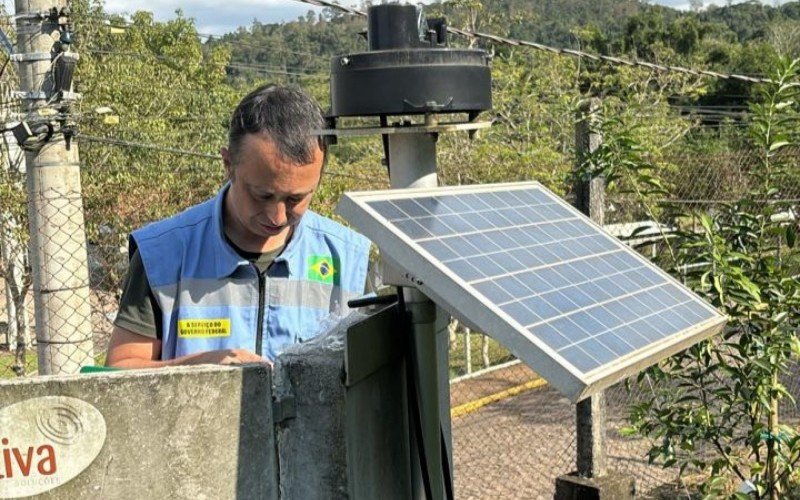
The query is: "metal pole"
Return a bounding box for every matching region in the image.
[15,0,94,374]
[388,131,451,499]
[574,97,608,477]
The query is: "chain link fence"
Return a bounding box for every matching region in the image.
[2,136,800,497]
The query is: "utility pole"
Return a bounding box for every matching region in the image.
[14,0,94,374]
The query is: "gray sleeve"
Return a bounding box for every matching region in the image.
[114,249,161,339]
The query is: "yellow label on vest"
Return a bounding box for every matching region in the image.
[178,319,231,338]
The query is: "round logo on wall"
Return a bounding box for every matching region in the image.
[0,396,106,498]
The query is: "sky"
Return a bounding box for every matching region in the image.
[2,0,792,36]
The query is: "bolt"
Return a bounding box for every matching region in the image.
[340,57,350,66]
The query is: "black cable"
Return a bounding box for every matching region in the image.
[396,288,435,500]
[76,133,220,159]
[85,49,325,77]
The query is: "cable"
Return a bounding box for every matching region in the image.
[292,0,775,85]
[76,133,386,183]
[77,133,220,159]
[85,49,326,77]
[75,18,333,61]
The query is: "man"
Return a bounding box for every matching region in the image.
[106,84,371,368]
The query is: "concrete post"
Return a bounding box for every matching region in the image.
[15,0,94,374]
[555,98,636,499]
[387,131,452,500]
[573,97,607,478]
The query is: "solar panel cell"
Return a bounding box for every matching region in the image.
[419,239,459,261]
[446,259,484,282]
[414,196,452,215]
[393,199,429,218]
[474,280,515,304]
[393,219,432,240]
[561,346,601,372]
[502,301,540,327]
[531,324,572,351]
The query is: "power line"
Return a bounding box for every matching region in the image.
[76,133,384,183]
[84,49,325,77]
[195,32,331,60]
[77,133,220,159]
[292,0,774,85]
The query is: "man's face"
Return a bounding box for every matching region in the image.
[222,134,324,251]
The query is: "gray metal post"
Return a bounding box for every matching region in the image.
[574,97,608,478]
[15,0,94,374]
[387,132,451,499]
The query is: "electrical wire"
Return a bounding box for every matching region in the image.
[74,17,334,62]
[195,32,332,60]
[76,133,385,183]
[77,133,220,159]
[85,49,326,77]
[292,0,775,85]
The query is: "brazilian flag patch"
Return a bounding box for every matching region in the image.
[308,255,336,284]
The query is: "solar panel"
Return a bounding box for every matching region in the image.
[337,182,727,401]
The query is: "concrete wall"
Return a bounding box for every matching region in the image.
[0,366,276,499]
[0,309,413,499]
[274,307,411,500]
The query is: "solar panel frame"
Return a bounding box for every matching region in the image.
[337,181,727,402]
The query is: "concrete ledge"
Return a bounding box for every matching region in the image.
[0,365,276,499]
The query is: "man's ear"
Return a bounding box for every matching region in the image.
[221,147,233,181]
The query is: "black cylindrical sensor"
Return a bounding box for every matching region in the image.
[330,3,492,117]
[368,4,422,51]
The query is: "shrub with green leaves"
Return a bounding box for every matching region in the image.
[625,58,800,499]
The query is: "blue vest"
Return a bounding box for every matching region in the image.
[131,185,371,361]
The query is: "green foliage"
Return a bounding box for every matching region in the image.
[437,51,579,193]
[626,58,800,499]
[69,0,244,288]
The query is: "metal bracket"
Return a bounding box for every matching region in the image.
[11,52,52,62]
[312,119,492,138]
[272,395,296,424]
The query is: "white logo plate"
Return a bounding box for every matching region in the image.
[0,396,106,498]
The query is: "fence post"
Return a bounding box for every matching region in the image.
[555,98,635,499]
[573,97,608,478]
[15,0,94,374]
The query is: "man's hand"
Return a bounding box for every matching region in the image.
[182,349,271,366]
[106,326,272,368]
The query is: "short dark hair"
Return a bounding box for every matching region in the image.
[228,84,326,165]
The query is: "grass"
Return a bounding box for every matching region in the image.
[0,350,38,378]
[449,332,515,379]
[0,350,107,379]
